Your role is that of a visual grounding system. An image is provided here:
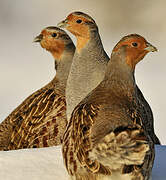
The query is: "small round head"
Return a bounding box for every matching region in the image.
[57,11,97,38]
[112,34,157,69]
[33,26,74,60]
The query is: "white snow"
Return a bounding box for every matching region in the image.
[0,145,165,180]
[0,146,68,180]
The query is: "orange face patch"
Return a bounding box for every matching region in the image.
[66,14,91,38]
[113,37,149,70]
[40,30,65,60]
[66,14,92,53]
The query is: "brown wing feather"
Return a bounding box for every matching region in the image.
[63,103,111,177]
[0,87,47,150]
[136,86,160,144]
[28,97,67,148]
[5,87,67,150]
[63,100,152,179]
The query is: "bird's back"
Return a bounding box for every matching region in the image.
[63,79,153,180]
[0,77,67,150]
[136,86,160,144]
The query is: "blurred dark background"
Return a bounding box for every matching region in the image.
[0,0,165,143]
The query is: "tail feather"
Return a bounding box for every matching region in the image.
[89,127,149,169]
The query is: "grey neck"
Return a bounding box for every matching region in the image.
[103,48,136,97]
[66,31,109,120]
[55,46,75,88]
[79,30,109,63]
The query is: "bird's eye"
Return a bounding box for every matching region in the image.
[132,42,138,47]
[52,33,57,37]
[76,19,82,24]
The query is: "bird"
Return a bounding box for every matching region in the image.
[57,11,109,121]
[0,26,75,150]
[62,34,156,180]
[58,11,160,145]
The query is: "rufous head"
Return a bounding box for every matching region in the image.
[33,26,74,60]
[112,34,157,70]
[57,12,98,53]
[57,12,97,38]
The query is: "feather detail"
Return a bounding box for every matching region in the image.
[6,87,67,150]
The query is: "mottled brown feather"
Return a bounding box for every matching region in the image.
[62,34,155,180]
[0,26,75,150]
[6,80,67,150]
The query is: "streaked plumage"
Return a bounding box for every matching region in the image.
[62,34,156,180]
[0,27,75,150]
[58,11,160,145]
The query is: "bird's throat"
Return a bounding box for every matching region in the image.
[76,36,90,53]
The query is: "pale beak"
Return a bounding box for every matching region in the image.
[144,42,157,52]
[57,19,68,28]
[33,34,43,43]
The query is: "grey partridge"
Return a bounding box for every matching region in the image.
[0,27,75,150]
[58,11,109,121]
[62,34,156,180]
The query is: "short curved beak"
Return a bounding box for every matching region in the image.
[33,34,43,43]
[57,19,68,28]
[144,42,157,52]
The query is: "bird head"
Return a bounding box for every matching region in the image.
[112,34,157,70]
[57,12,98,39]
[33,26,74,60]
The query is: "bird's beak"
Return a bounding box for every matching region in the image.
[57,19,68,28]
[33,34,43,43]
[144,42,157,52]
